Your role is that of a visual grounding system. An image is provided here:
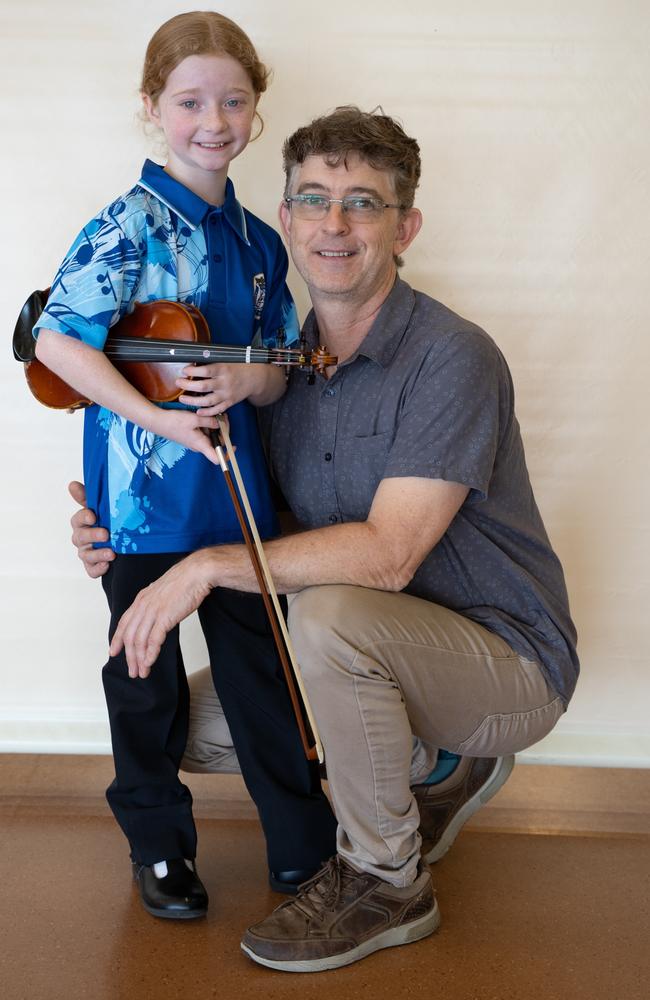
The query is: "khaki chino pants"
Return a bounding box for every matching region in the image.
[182,585,564,885]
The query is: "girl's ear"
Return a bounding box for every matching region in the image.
[142,94,160,126]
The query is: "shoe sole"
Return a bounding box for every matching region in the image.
[423,754,515,864]
[240,899,441,973]
[140,901,207,920]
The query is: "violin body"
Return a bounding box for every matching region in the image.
[23,299,210,411]
[14,293,337,411]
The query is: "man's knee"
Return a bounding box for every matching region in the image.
[288,585,386,695]
[288,585,363,664]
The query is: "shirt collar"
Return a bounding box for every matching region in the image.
[303,276,417,370]
[136,159,250,244]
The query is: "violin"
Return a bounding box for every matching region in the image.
[13,292,337,411]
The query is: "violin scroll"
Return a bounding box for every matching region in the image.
[277,344,336,380]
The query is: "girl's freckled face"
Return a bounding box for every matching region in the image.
[143,54,257,192]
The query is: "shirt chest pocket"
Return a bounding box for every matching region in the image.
[334,431,392,521]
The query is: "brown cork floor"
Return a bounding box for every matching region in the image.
[1,756,649,1000]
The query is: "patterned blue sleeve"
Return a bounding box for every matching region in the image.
[33,195,144,349]
[259,238,300,348]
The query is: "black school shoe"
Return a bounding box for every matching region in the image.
[132,859,208,919]
[268,867,323,895]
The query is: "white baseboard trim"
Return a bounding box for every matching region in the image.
[1,713,648,767]
[517,727,650,768]
[0,711,112,755]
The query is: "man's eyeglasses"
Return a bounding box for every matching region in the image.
[284,194,404,223]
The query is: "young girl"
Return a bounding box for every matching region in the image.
[34,11,335,919]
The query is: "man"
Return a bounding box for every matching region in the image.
[72,106,578,972]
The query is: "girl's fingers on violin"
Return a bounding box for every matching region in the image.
[183,400,229,416]
[181,363,224,378]
[177,390,220,409]
[175,376,212,393]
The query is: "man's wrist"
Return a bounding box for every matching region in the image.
[191,546,225,592]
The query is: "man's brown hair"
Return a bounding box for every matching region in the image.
[282,106,421,208]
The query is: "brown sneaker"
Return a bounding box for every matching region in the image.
[241,855,440,972]
[414,754,514,863]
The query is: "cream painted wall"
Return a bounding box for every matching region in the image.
[1,0,648,764]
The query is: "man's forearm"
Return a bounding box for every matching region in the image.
[110,476,467,677]
[198,476,468,596]
[108,520,389,679]
[197,519,400,596]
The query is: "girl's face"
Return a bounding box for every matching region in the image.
[143,53,257,196]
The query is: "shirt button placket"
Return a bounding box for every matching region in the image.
[207,211,226,306]
[320,382,340,524]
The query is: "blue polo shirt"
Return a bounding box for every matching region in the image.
[34,160,299,553]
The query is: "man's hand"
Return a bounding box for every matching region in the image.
[69,481,115,578]
[109,550,215,678]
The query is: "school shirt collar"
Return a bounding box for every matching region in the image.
[136,159,250,245]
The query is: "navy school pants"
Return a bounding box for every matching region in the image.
[101,552,336,869]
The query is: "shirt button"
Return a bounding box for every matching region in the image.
[324,388,336,397]
[324,452,332,462]
[209,217,217,225]
[212,253,222,262]
[328,514,338,524]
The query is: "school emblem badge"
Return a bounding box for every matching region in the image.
[253,273,266,321]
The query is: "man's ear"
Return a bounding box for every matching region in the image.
[393,208,423,259]
[278,199,292,241]
[142,93,160,127]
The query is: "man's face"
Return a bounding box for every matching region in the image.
[279,154,421,306]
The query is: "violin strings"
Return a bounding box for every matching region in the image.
[104,338,282,362]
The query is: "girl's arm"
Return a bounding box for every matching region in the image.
[35,329,220,464]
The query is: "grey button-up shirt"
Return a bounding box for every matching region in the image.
[260,277,578,705]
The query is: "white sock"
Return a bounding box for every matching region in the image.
[151,859,194,878]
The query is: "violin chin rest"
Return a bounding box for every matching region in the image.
[13,287,50,362]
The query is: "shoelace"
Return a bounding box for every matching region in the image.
[292,856,360,919]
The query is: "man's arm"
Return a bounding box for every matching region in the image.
[109,476,468,678]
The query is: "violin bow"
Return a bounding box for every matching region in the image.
[211,415,323,764]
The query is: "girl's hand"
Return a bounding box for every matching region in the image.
[156,408,220,464]
[176,362,285,411]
